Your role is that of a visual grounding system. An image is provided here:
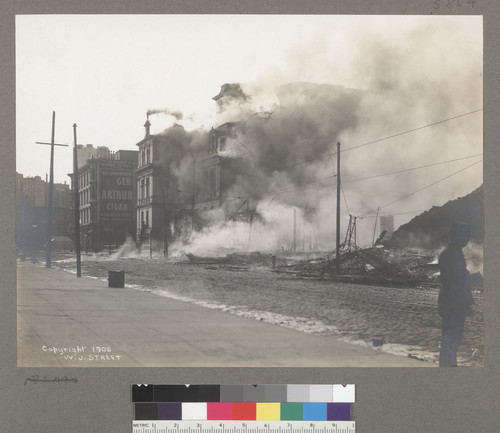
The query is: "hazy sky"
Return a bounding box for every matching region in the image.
[16,14,482,237]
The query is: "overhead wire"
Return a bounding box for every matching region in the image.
[343,154,482,184]
[341,108,482,153]
[220,154,481,202]
[284,108,482,168]
[359,159,482,217]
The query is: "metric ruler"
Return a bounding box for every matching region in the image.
[132,421,355,433]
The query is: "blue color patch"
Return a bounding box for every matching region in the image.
[303,403,327,420]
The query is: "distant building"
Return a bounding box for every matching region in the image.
[77,144,111,168]
[380,215,394,237]
[74,150,138,252]
[15,173,72,253]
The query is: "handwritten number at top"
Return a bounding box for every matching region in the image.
[434,0,476,8]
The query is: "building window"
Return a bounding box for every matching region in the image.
[146,210,149,227]
[209,167,216,198]
[140,178,145,200]
[220,136,227,151]
[208,131,217,154]
[146,147,150,164]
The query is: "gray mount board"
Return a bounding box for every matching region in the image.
[2,2,499,433]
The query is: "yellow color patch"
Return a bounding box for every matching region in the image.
[256,403,281,420]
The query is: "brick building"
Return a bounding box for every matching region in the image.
[75,149,138,252]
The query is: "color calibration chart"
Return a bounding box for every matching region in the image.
[132,385,355,433]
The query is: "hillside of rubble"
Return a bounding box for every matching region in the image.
[384,186,483,250]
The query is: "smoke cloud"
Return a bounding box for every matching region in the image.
[147,108,184,121]
[148,17,482,254]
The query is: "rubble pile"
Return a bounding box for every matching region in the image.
[185,251,284,269]
[275,246,440,288]
[386,186,483,250]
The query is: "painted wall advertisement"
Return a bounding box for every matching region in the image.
[99,160,134,220]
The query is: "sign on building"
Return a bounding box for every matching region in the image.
[99,160,135,220]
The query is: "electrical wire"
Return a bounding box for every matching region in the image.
[221,154,481,202]
[360,159,482,217]
[343,154,482,184]
[284,108,482,168]
[341,108,483,153]
[341,181,350,215]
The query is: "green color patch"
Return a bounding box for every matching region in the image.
[280,403,303,420]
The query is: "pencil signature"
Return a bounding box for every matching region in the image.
[24,375,78,385]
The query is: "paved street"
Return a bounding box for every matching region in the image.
[16,260,430,367]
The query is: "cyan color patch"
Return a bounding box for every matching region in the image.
[303,403,327,421]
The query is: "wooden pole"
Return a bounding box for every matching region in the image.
[163,187,168,258]
[336,141,341,274]
[73,124,81,277]
[36,111,68,267]
[20,181,26,261]
[46,111,55,267]
[293,208,297,252]
[372,206,380,246]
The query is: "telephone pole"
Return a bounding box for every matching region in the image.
[36,111,68,268]
[20,181,26,261]
[293,207,297,252]
[336,141,341,275]
[73,124,82,277]
[163,187,168,258]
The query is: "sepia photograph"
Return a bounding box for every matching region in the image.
[16,14,483,367]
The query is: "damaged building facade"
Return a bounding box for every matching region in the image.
[134,119,196,246]
[135,83,257,248]
[194,84,258,223]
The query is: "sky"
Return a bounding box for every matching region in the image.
[16,15,483,246]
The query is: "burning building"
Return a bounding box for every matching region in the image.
[135,81,367,254]
[135,117,198,247]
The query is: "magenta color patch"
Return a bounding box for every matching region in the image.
[207,403,233,420]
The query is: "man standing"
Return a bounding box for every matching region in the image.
[438,222,475,367]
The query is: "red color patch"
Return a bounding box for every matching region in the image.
[232,403,256,420]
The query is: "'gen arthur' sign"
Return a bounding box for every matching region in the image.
[100,163,135,220]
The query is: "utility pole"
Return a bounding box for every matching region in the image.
[36,111,68,268]
[293,208,297,253]
[372,206,380,246]
[247,208,254,250]
[163,187,168,258]
[20,181,26,261]
[336,141,341,275]
[73,124,82,277]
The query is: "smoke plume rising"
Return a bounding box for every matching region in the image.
[149,17,482,254]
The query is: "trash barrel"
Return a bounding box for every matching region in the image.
[108,270,125,288]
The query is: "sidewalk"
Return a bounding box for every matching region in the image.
[17,261,431,367]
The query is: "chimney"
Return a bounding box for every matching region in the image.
[144,118,151,138]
